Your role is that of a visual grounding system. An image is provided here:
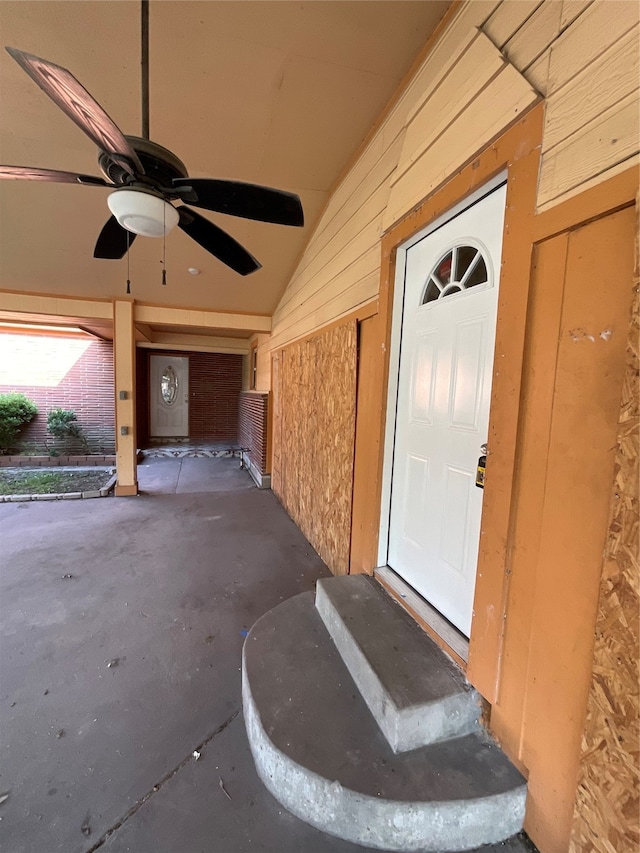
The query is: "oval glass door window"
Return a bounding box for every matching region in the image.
[160,365,178,405]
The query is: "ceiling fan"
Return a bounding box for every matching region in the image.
[0,5,304,276]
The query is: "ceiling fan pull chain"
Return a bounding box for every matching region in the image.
[126,230,131,294]
[161,203,167,286]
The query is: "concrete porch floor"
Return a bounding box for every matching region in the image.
[0,457,534,853]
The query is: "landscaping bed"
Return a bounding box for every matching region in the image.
[0,467,115,498]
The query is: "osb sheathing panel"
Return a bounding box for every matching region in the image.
[273,321,357,575]
[569,210,640,853]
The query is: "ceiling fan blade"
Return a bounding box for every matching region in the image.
[173,179,304,227]
[6,47,143,177]
[0,165,109,186]
[177,207,261,276]
[94,216,137,259]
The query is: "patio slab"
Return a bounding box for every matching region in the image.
[0,457,535,853]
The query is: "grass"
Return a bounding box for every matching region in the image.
[0,468,114,496]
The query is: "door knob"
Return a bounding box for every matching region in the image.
[476,448,487,489]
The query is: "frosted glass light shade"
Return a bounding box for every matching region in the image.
[107,189,179,238]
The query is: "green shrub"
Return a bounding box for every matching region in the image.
[47,408,89,453]
[47,408,82,439]
[0,393,38,453]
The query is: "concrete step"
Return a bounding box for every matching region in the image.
[243,592,527,853]
[316,575,481,753]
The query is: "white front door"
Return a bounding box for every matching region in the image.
[150,355,189,437]
[387,183,506,636]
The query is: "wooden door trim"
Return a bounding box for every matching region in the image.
[369,105,544,703]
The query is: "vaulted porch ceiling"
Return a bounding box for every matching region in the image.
[0,0,451,346]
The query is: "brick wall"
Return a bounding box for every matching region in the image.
[0,333,115,453]
[138,350,243,442]
[239,391,269,474]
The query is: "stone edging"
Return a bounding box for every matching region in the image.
[0,472,117,503]
[0,455,116,468]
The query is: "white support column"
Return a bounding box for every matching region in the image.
[113,299,138,496]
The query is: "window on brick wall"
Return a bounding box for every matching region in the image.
[250,344,258,390]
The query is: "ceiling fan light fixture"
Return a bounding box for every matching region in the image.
[107,188,179,238]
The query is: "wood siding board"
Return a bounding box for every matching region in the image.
[522,0,595,95]
[403,27,480,126]
[568,200,640,853]
[269,266,379,353]
[326,131,387,217]
[299,278,380,347]
[394,31,507,183]
[274,141,397,319]
[483,0,545,49]
[274,188,389,319]
[385,63,538,229]
[502,0,563,73]
[543,27,640,151]
[533,164,640,239]
[546,0,640,95]
[291,145,401,276]
[272,243,379,340]
[524,50,552,96]
[381,1,502,149]
[559,0,595,29]
[517,207,636,853]
[536,154,640,215]
[538,92,640,208]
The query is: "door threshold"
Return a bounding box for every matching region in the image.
[374,566,469,668]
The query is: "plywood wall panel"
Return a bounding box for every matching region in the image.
[569,210,639,853]
[272,321,357,575]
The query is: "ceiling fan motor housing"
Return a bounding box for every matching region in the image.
[101,137,189,237]
[98,136,189,189]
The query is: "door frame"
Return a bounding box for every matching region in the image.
[355,104,545,702]
[378,173,508,604]
[148,352,190,438]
